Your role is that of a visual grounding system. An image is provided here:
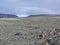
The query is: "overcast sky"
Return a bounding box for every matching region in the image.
[0,0,60,17]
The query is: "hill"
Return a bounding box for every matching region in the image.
[28,14,60,17]
[0,14,18,18]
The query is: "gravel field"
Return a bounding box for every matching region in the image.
[0,16,60,45]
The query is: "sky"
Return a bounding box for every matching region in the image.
[0,0,60,17]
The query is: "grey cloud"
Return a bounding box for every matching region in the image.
[0,0,60,17]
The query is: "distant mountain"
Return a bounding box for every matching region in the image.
[0,14,18,18]
[28,14,60,17]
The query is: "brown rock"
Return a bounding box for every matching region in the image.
[34,41,49,45]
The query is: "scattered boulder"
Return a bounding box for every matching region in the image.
[49,37,59,45]
[33,27,40,29]
[45,38,52,43]
[38,34,44,39]
[34,41,49,45]
[55,29,60,33]
[14,32,22,36]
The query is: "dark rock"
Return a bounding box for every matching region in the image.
[50,37,59,45]
[15,32,22,36]
[45,38,51,43]
[55,29,60,32]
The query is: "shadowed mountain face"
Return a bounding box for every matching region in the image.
[0,14,18,18]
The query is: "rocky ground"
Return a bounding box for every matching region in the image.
[0,16,60,45]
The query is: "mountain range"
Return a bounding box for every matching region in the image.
[0,14,18,18]
[28,14,60,17]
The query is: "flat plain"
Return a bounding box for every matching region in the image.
[0,16,60,45]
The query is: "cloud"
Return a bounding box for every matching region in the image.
[45,0,60,3]
[20,7,58,14]
[0,0,60,17]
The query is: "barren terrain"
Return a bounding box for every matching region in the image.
[0,16,60,45]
